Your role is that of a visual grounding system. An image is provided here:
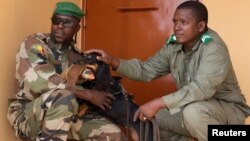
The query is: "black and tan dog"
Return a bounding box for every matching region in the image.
[62,49,159,141]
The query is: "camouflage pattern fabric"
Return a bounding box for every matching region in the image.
[7,33,123,141]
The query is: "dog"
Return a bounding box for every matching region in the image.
[63,49,160,141]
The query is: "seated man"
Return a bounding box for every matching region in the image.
[7,2,123,141]
[85,1,250,141]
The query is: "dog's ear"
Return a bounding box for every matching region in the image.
[62,64,88,90]
[83,52,101,65]
[95,63,112,90]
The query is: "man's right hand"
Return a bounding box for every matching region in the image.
[84,49,120,70]
[76,89,115,110]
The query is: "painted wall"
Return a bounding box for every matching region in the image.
[0,0,81,140]
[203,0,250,124]
[0,0,249,140]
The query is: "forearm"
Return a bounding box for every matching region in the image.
[157,97,167,109]
[116,47,170,81]
[117,59,164,82]
[74,89,93,101]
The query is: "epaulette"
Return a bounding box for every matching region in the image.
[200,32,213,45]
[166,34,176,45]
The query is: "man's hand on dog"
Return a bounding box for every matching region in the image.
[85,49,120,70]
[76,89,115,110]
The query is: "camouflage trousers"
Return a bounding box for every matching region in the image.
[7,89,123,141]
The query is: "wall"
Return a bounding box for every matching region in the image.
[203,0,250,124]
[0,0,81,140]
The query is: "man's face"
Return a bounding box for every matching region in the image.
[51,14,80,43]
[173,8,203,48]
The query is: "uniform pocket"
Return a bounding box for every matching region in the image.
[7,100,25,127]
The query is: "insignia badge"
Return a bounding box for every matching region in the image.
[31,44,47,56]
[200,32,213,45]
[166,34,177,45]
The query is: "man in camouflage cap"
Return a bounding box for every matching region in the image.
[7,2,123,141]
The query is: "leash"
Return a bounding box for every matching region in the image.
[120,84,160,141]
[151,118,160,141]
[139,118,160,141]
[120,85,131,141]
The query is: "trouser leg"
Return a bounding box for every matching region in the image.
[182,99,245,141]
[72,117,124,141]
[7,89,78,141]
[156,109,191,141]
[39,89,78,141]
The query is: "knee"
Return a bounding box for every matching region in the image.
[44,89,78,114]
[104,131,124,141]
[106,126,123,141]
[93,128,124,141]
[182,103,211,141]
[182,103,205,126]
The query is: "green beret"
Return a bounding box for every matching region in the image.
[53,2,84,20]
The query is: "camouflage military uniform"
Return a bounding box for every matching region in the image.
[7,33,123,141]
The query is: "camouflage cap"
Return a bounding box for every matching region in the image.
[53,2,84,20]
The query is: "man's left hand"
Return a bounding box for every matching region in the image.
[133,98,166,121]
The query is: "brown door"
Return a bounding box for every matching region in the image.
[81,0,189,105]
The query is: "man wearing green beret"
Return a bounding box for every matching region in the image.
[7,2,123,141]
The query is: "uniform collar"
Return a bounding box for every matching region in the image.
[166,29,213,52]
[47,34,76,51]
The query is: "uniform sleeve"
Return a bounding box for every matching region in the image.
[162,43,231,114]
[16,37,62,95]
[117,44,171,81]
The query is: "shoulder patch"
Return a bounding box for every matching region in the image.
[166,35,176,45]
[30,44,47,56]
[200,32,213,45]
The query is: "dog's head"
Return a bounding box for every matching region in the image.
[67,50,112,90]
